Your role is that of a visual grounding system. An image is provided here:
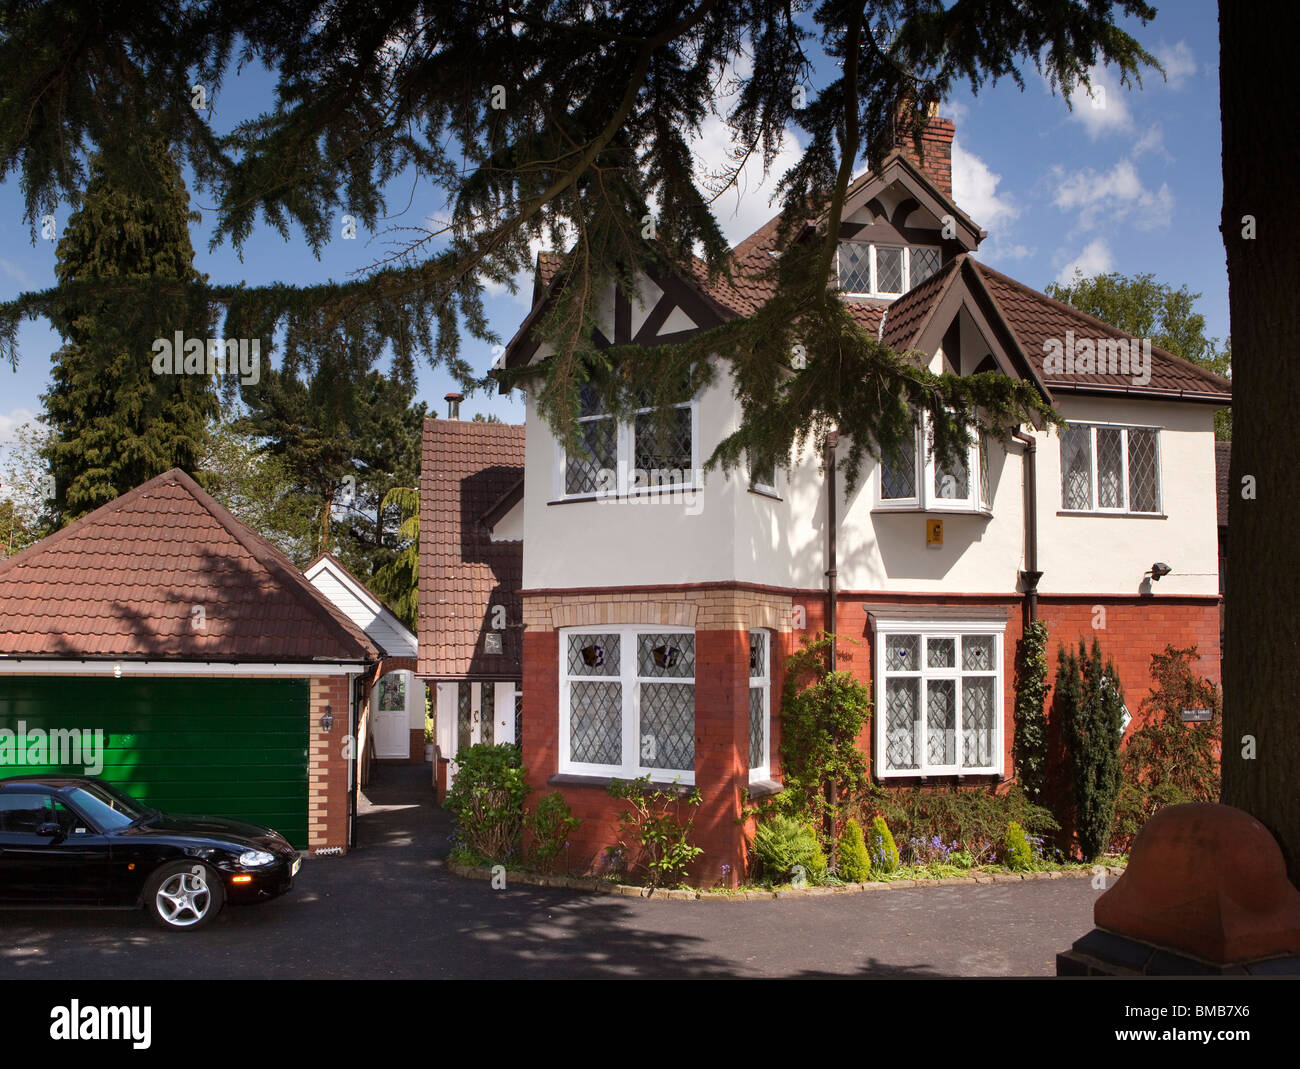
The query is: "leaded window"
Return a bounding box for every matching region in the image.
[876,417,991,513]
[565,385,617,496]
[748,630,770,778]
[836,243,942,297]
[1059,423,1162,514]
[875,623,1004,776]
[560,627,696,781]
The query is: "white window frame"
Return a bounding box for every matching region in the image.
[558,625,696,784]
[872,617,1005,778]
[837,242,942,298]
[556,398,699,501]
[748,629,770,781]
[1059,422,1162,515]
[875,415,991,514]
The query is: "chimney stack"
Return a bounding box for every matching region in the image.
[893,101,955,198]
[444,392,463,419]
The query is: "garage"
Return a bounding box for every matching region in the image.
[0,676,310,847]
[0,469,381,856]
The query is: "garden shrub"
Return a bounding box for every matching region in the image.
[752,814,826,884]
[1003,820,1034,871]
[524,791,581,874]
[1059,638,1125,860]
[1013,620,1050,802]
[836,818,871,882]
[866,815,900,875]
[443,742,528,863]
[1111,646,1221,852]
[608,777,702,888]
[877,783,1059,866]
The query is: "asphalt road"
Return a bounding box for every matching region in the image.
[0,765,1105,979]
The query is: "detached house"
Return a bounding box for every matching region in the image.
[439,113,1227,886]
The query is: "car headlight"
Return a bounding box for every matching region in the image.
[238,849,276,867]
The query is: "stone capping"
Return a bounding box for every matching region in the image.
[446,862,1126,901]
[547,773,696,796]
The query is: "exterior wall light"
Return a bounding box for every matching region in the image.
[320,706,335,732]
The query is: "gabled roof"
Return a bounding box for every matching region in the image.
[418,419,525,680]
[304,552,417,660]
[0,469,379,662]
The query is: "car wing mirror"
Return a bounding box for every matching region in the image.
[36,822,65,840]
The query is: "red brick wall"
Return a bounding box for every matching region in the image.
[896,115,955,197]
[309,675,352,855]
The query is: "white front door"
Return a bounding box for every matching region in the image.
[374,672,410,759]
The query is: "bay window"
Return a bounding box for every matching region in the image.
[877,417,991,513]
[560,627,695,782]
[873,618,1005,777]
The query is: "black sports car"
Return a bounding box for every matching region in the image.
[0,775,301,930]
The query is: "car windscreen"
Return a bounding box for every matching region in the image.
[65,783,151,831]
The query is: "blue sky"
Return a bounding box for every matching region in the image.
[0,0,1225,459]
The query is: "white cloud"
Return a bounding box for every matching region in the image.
[1052,159,1174,231]
[1059,65,1133,138]
[1056,238,1113,284]
[1132,123,1169,160]
[951,140,1018,232]
[1156,41,1198,89]
[0,408,35,448]
[985,243,1035,263]
[0,258,29,287]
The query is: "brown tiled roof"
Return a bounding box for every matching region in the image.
[418,419,525,680]
[971,261,1231,400]
[1216,442,1231,527]
[880,255,963,351]
[0,469,379,662]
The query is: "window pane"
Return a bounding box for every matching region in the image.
[881,434,917,499]
[910,246,941,287]
[927,678,957,765]
[639,683,694,770]
[1097,427,1124,508]
[838,242,871,291]
[962,635,994,671]
[876,245,904,293]
[978,435,990,507]
[567,633,621,677]
[378,674,405,711]
[885,677,920,770]
[749,687,765,770]
[457,682,471,754]
[578,382,606,417]
[962,677,996,768]
[565,416,616,495]
[749,450,776,488]
[633,406,692,485]
[934,447,969,500]
[1127,428,1160,512]
[927,637,955,668]
[570,681,622,765]
[1061,425,1093,510]
[637,632,695,678]
[748,630,767,679]
[514,691,523,751]
[885,633,920,672]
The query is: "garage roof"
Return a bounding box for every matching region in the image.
[0,468,379,663]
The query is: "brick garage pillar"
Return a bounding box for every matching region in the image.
[693,629,749,888]
[308,675,351,855]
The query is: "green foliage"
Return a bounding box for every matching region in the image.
[608,777,702,889]
[877,783,1060,866]
[524,791,582,874]
[371,486,419,631]
[1058,639,1125,861]
[774,636,872,838]
[751,814,827,884]
[38,140,217,523]
[1003,820,1034,871]
[866,815,900,875]
[1046,272,1232,439]
[836,818,871,882]
[0,2,1159,488]
[442,743,528,863]
[1111,646,1222,852]
[1013,620,1051,802]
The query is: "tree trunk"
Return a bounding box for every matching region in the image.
[1219,2,1300,885]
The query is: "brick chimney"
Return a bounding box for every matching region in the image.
[893,102,955,198]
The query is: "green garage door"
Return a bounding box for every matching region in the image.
[0,676,310,848]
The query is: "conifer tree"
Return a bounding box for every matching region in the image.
[40,139,216,522]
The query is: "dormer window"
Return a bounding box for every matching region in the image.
[838,242,941,297]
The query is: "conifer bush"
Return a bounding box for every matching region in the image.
[866,815,900,875]
[1003,820,1034,871]
[836,818,872,882]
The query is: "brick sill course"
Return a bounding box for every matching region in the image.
[446,861,1126,901]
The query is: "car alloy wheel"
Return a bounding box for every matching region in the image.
[147,862,224,930]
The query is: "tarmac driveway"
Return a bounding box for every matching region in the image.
[0,764,1105,979]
